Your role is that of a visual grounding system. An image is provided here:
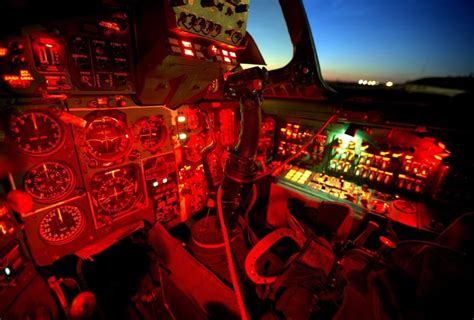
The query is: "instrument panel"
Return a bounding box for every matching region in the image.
[0,0,249,265]
[168,0,249,46]
[5,101,460,265]
[272,118,461,232]
[3,100,242,265]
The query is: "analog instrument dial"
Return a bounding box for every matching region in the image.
[183,134,206,163]
[85,116,132,161]
[24,162,75,202]
[39,205,85,244]
[135,116,168,152]
[91,167,138,215]
[9,111,64,156]
[186,111,201,130]
[393,199,417,214]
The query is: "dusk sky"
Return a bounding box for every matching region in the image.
[246,0,474,83]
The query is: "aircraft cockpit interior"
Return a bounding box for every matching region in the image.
[1,0,472,319]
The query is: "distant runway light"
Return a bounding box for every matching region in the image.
[358,79,364,85]
[386,81,394,87]
[363,80,368,85]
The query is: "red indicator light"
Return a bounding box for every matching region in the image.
[181,40,192,48]
[184,49,195,56]
[97,97,108,105]
[0,47,7,56]
[45,43,54,48]
[224,57,231,63]
[222,49,229,56]
[207,45,219,57]
[229,51,236,58]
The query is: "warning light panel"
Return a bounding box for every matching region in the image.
[168,37,238,65]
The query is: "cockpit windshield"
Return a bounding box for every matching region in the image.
[303,0,473,86]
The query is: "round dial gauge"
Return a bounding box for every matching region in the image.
[393,200,417,214]
[24,162,75,202]
[85,116,132,161]
[96,176,137,214]
[9,111,64,156]
[184,134,206,162]
[39,205,85,244]
[186,112,200,130]
[135,117,168,152]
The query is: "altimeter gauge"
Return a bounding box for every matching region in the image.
[39,205,85,244]
[24,161,75,202]
[10,111,64,156]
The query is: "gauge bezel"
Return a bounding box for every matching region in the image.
[183,134,207,163]
[84,116,133,162]
[96,175,138,214]
[90,165,141,217]
[9,110,66,157]
[23,161,76,203]
[38,205,86,245]
[135,116,169,153]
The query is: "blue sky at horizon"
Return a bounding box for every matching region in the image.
[246,0,474,83]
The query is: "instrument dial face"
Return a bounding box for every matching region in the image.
[85,116,132,161]
[24,162,75,202]
[135,117,168,152]
[10,111,64,156]
[91,167,138,215]
[39,205,85,244]
[187,112,200,130]
[184,134,206,163]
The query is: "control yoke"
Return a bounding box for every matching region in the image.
[220,67,268,230]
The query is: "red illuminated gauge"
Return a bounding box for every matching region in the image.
[85,116,132,161]
[39,205,85,244]
[393,200,417,214]
[24,162,75,202]
[9,111,64,156]
[187,112,200,130]
[135,116,168,152]
[92,168,138,215]
[183,134,206,163]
